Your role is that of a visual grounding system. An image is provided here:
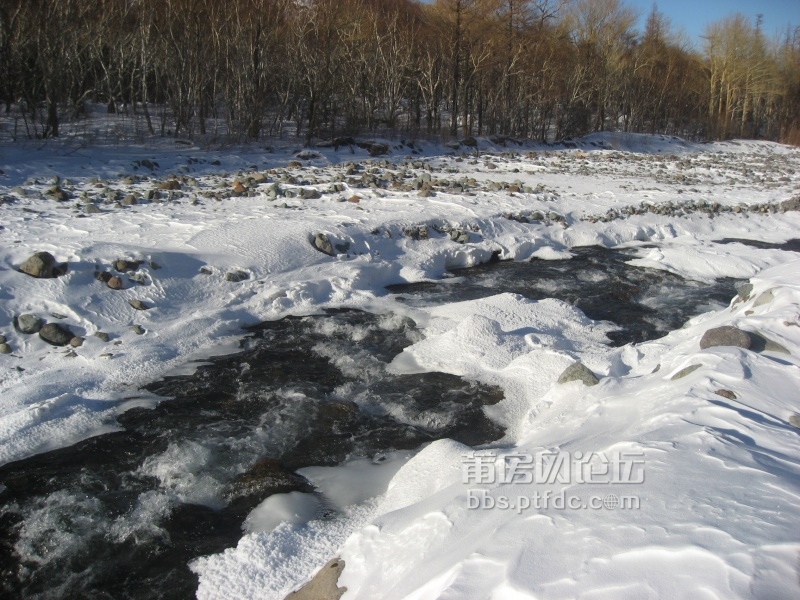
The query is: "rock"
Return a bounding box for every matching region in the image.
[789,414,800,428]
[131,324,145,335]
[225,270,249,282]
[752,289,775,307]
[367,143,389,157]
[0,335,5,344]
[16,314,43,334]
[94,331,110,342]
[779,196,800,212]
[84,203,102,214]
[714,389,737,400]
[121,195,138,206]
[95,271,112,284]
[157,180,181,191]
[232,181,246,195]
[736,283,753,302]
[149,261,161,270]
[313,233,334,256]
[671,364,701,380]
[449,229,470,244]
[287,161,303,168]
[114,259,141,272]
[107,276,124,290]
[69,337,84,347]
[129,299,149,311]
[19,251,64,278]
[747,332,790,354]
[285,558,346,600]
[347,196,361,203]
[699,326,751,350]
[301,188,321,200]
[39,323,73,346]
[460,136,478,147]
[0,343,11,354]
[557,362,599,386]
[200,266,213,275]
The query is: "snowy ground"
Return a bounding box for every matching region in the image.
[1,132,800,598]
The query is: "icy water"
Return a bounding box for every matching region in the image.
[390,246,739,346]
[0,246,743,599]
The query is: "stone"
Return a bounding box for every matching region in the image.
[129,299,149,311]
[714,389,737,400]
[94,332,110,342]
[747,332,790,354]
[752,289,775,307]
[200,267,213,275]
[19,251,63,278]
[225,270,249,282]
[789,414,800,428]
[131,324,145,335]
[69,337,84,347]
[347,196,361,203]
[285,558,346,600]
[671,364,702,380]
[779,196,800,212]
[0,335,5,344]
[157,180,181,191]
[107,276,124,290]
[736,283,753,302]
[16,314,43,334]
[0,343,10,354]
[39,323,73,346]
[233,181,246,195]
[114,259,141,272]
[121,195,138,206]
[699,326,751,350]
[313,233,334,256]
[84,203,102,214]
[557,362,599,386]
[449,229,470,244]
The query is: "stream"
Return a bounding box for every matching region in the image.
[0,245,757,599]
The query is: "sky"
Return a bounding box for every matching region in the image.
[419,0,799,47]
[629,0,799,47]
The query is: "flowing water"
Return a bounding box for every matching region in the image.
[0,245,759,599]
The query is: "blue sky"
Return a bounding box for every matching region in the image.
[419,1,799,47]
[629,0,799,47]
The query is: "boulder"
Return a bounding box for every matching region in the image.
[114,259,141,272]
[39,323,73,346]
[714,389,737,400]
[557,362,599,386]
[0,343,10,354]
[107,276,124,290]
[157,180,181,191]
[94,331,110,342]
[69,337,84,347]
[19,251,64,278]
[121,195,138,206]
[129,299,149,311]
[16,314,43,334]
[131,325,145,335]
[313,233,334,256]
[285,558,346,600]
[671,364,701,380]
[789,414,800,428]
[225,270,250,283]
[699,326,751,350]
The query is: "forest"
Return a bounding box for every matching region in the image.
[0,0,798,145]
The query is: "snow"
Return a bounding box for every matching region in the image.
[2,132,800,599]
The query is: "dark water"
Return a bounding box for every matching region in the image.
[0,246,743,599]
[715,238,800,253]
[389,246,739,346]
[0,312,503,599]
